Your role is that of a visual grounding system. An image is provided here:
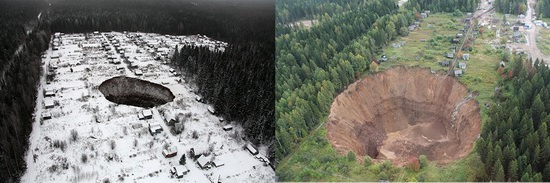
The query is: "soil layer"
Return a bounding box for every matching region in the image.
[326,66,481,165]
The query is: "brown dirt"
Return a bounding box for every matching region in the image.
[326,66,481,165]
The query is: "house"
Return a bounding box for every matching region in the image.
[148,123,163,135]
[500,61,506,67]
[43,88,55,97]
[116,65,125,70]
[197,155,211,169]
[223,125,233,131]
[41,112,52,120]
[459,62,467,69]
[51,54,60,59]
[170,165,189,178]
[135,70,143,76]
[445,53,454,59]
[246,144,259,155]
[162,146,178,158]
[211,159,225,168]
[420,13,428,18]
[195,95,203,102]
[207,106,216,114]
[440,60,450,66]
[463,54,470,60]
[164,110,177,126]
[190,147,208,159]
[454,69,464,77]
[452,39,460,44]
[142,110,153,119]
[44,99,55,109]
[456,33,463,38]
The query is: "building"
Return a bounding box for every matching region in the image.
[207,106,216,114]
[142,109,153,119]
[446,53,454,59]
[135,70,143,76]
[195,95,203,102]
[162,146,178,158]
[211,159,225,168]
[500,61,506,67]
[43,88,55,97]
[454,69,464,77]
[41,112,52,120]
[459,62,467,69]
[246,144,259,155]
[440,60,450,66]
[222,125,233,131]
[170,165,189,178]
[149,123,163,135]
[44,99,55,109]
[197,155,211,169]
[190,147,208,159]
[452,39,460,44]
[456,33,463,38]
[463,54,470,60]
[164,110,176,126]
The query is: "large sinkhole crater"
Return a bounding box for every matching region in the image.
[326,66,481,165]
[99,76,175,108]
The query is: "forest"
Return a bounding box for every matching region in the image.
[536,0,550,18]
[407,0,479,13]
[493,0,527,15]
[275,0,419,165]
[477,57,550,181]
[0,0,50,182]
[0,0,274,181]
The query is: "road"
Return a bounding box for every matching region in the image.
[523,0,549,63]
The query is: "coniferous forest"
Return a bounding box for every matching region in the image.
[0,0,274,181]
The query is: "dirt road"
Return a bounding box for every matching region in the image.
[523,0,549,62]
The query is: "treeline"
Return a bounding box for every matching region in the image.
[49,0,274,45]
[170,44,274,148]
[275,0,417,164]
[494,0,527,15]
[0,0,51,182]
[406,0,479,13]
[536,0,550,18]
[476,57,550,181]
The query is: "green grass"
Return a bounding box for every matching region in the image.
[536,26,550,55]
[277,13,501,182]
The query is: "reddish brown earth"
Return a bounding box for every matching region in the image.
[326,66,481,165]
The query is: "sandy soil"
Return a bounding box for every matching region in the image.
[326,67,481,166]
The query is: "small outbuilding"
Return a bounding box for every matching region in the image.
[459,62,467,69]
[463,54,470,60]
[222,125,233,131]
[440,60,450,66]
[44,99,55,109]
[43,88,55,97]
[149,123,163,135]
[41,112,52,120]
[190,147,208,159]
[162,146,178,158]
[164,110,177,126]
[454,69,464,77]
[170,165,190,178]
[142,110,153,119]
[246,144,259,155]
[446,53,454,59]
[197,155,211,169]
[134,69,143,76]
[207,106,216,114]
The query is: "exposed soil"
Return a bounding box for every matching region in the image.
[99,76,175,108]
[326,66,481,165]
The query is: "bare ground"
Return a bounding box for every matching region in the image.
[326,66,481,166]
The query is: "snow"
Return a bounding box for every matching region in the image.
[20,32,274,183]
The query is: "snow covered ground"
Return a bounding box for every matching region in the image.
[20,32,274,183]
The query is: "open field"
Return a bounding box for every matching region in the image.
[21,32,274,183]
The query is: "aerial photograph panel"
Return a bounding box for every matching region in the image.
[0,0,274,182]
[276,0,550,182]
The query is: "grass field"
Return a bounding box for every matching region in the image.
[536,26,550,55]
[276,13,501,182]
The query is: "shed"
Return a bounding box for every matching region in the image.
[135,70,143,76]
[222,125,233,131]
[131,123,142,129]
[195,95,203,102]
[500,61,506,67]
[379,55,388,62]
[219,117,225,123]
[170,165,189,178]
[197,155,211,169]
[41,112,52,120]
[452,39,460,44]
[164,110,177,126]
[207,106,216,114]
[446,53,454,59]
[454,69,464,77]
[246,144,259,155]
[191,147,208,159]
[44,99,55,109]
[148,122,163,135]
[212,159,225,167]
[162,146,178,158]
[459,62,467,69]
[463,54,470,60]
[44,88,55,97]
[440,60,450,66]
[142,110,153,119]
[456,33,464,38]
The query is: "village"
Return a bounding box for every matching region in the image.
[20,31,275,183]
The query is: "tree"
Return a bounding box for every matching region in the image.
[347,151,356,161]
[179,154,186,165]
[508,160,519,181]
[494,159,505,181]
